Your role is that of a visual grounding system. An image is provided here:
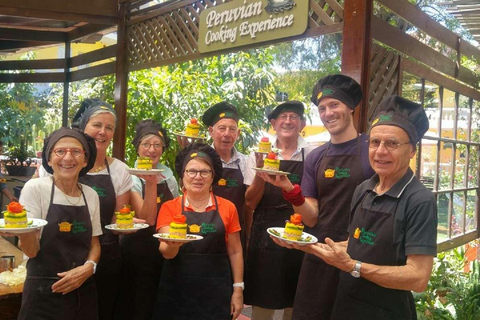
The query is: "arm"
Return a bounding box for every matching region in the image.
[17,231,41,258]
[52,236,101,295]
[130,175,159,226]
[226,232,244,319]
[1,188,18,202]
[244,152,266,211]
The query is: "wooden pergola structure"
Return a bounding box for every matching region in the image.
[1,0,480,251]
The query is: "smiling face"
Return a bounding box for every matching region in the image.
[83,112,116,153]
[138,134,164,166]
[318,97,354,138]
[270,111,305,141]
[369,125,416,183]
[183,158,214,196]
[208,118,240,155]
[49,137,87,182]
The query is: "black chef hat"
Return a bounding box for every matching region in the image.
[132,119,170,153]
[72,98,116,131]
[370,96,429,144]
[175,143,223,184]
[267,100,305,121]
[42,127,97,176]
[202,101,239,127]
[311,74,362,109]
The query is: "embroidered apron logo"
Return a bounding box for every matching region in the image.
[157,194,164,204]
[91,186,107,197]
[288,173,300,183]
[189,224,201,233]
[72,220,87,234]
[335,167,351,179]
[324,168,335,178]
[218,178,239,187]
[356,227,376,245]
[58,221,73,232]
[201,223,217,234]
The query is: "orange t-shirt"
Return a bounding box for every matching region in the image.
[156,193,241,241]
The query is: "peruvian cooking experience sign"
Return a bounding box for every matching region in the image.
[198,0,308,53]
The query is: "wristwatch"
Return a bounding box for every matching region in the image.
[84,260,97,274]
[350,261,361,278]
[233,282,244,290]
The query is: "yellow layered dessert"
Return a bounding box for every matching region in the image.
[115,205,135,229]
[258,137,272,153]
[3,202,28,228]
[137,157,153,170]
[185,118,200,137]
[283,213,304,241]
[170,214,187,239]
[264,152,280,171]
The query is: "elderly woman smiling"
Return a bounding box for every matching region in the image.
[4,128,102,320]
[153,143,243,320]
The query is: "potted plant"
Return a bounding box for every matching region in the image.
[4,145,37,177]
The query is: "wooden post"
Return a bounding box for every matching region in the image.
[341,0,373,133]
[62,40,71,127]
[113,1,128,161]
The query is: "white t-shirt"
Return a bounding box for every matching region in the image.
[39,158,133,197]
[19,177,102,237]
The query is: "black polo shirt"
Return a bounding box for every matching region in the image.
[349,168,438,265]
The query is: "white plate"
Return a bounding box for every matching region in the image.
[253,167,290,176]
[105,223,149,233]
[127,168,164,175]
[173,132,205,139]
[252,147,282,154]
[267,227,318,246]
[0,218,48,234]
[153,233,203,243]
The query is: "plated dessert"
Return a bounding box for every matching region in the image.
[258,137,272,153]
[136,157,153,170]
[115,205,135,229]
[3,202,28,228]
[185,118,200,137]
[263,152,280,171]
[169,214,187,239]
[283,213,304,241]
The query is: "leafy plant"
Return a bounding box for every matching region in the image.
[5,145,35,166]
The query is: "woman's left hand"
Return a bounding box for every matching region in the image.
[51,264,93,295]
[230,288,243,319]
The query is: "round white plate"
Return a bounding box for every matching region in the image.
[252,147,282,154]
[253,167,290,176]
[153,233,203,243]
[0,218,48,234]
[127,168,164,175]
[267,227,318,246]
[105,223,149,233]
[173,132,205,139]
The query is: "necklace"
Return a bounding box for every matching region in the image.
[55,180,82,205]
[91,163,106,173]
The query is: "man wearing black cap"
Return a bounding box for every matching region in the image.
[243,100,314,320]
[202,101,247,247]
[263,74,375,319]
[274,95,437,320]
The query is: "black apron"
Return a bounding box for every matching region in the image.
[212,162,247,251]
[18,179,98,320]
[331,195,416,320]
[293,137,368,320]
[153,194,232,320]
[118,179,173,320]
[244,150,305,309]
[78,160,120,320]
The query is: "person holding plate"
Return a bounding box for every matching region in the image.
[3,127,101,319]
[118,119,178,320]
[243,101,314,320]
[154,143,243,320]
[71,98,134,320]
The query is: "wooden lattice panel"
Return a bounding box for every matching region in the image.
[127,0,344,69]
[367,43,400,122]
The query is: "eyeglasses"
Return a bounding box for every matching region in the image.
[52,148,85,158]
[140,143,164,150]
[184,169,212,178]
[368,138,411,151]
[278,114,300,121]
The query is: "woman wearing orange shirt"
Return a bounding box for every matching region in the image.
[154,143,243,320]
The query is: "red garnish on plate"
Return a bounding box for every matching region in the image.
[118,205,131,214]
[261,137,269,142]
[290,213,302,225]
[7,202,24,213]
[190,118,198,124]
[173,214,187,224]
[267,152,276,160]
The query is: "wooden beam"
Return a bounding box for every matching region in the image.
[402,59,480,101]
[0,0,117,18]
[0,40,57,51]
[372,16,479,87]
[0,72,65,83]
[0,59,65,71]
[113,2,128,161]
[377,0,480,62]
[0,27,66,42]
[62,41,71,127]
[70,45,117,68]
[341,0,373,133]
[70,62,116,81]
[68,24,114,42]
